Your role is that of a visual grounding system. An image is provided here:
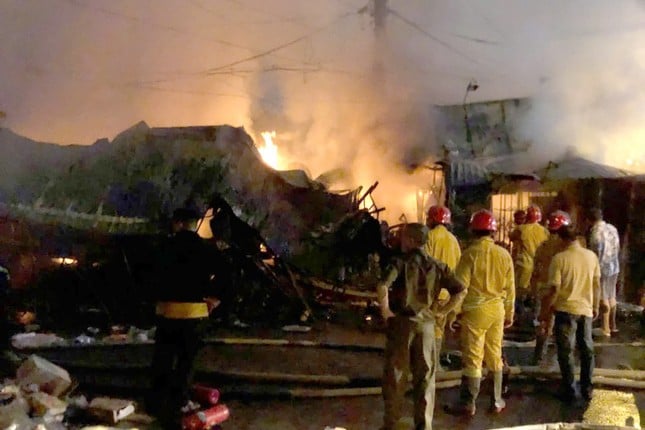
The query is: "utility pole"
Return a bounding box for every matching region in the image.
[372,0,388,88]
[373,0,388,33]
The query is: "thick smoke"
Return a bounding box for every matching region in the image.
[2,0,644,225]
[246,3,442,223]
[512,1,645,173]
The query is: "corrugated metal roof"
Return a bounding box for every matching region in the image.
[448,159,490,186]
[537,156,630,180]
[449,154,632,185]
[448,154,540,187]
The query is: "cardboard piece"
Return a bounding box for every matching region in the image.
[88,397,135,424]
[29,392,68,417]
[16,355,72,397]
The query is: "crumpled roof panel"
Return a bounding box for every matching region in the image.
[449,159,490,187]
[538,156,630,180]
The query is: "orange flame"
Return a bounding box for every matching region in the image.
[257,131,282,170]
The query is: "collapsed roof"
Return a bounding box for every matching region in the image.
[2,122,358,257]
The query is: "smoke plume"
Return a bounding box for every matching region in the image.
[2,0,644,225]
[512,1,645,172]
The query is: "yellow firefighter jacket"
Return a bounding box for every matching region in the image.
[424,225,461,271]
[455,236,515,321]
[425,224,461,302]
[514,222,549,266]
[531,234,566,297]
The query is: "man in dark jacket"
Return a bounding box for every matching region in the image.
[148,207,225,424]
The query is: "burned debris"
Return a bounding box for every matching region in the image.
[1,354,231,429]
[1,123,388,331]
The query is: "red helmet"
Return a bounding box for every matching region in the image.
[526,205,542,223]
[427,205,451,225]
[513,210,526,225]
[469,209,497,232]
[546,210,571,232]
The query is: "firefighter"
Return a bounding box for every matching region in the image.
[539,222,600,402]
[531,210,570,365]
[377,222,466,430]
[424,205,461,366]
[445,210,515,416]
[148,208,224,425]
[509,205,549,310]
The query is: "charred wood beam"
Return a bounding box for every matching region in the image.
[356,181,379,207]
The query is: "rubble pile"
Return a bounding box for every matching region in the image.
[5,123,358,255]
[0,355,146,429]
[2,123,390,329]
[10,327,155,350]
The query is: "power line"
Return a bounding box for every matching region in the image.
[63,0,255,52]
[450,33,499,45]
[387,8,481,65]
[203,11,356,74]
[60,0,353,87]
[188,0,312,29]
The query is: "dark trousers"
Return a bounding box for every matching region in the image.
[554,311,594,397]
[149,317,205,417]
[383,316,436,430]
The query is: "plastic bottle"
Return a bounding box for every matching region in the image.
[191,384,220,405]
[182,404,230,430]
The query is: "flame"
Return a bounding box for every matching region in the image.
[257,131,282,170]
[361,194,376,211]
[196,208,213,239]
[51,257,78,266]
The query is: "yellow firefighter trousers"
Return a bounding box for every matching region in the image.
[383,315,436,430]
[461,300,505,378]
[514,260,533,293]
[434,314,446,368]
[433,289,453,363]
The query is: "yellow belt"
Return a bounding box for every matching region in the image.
[155,302,209,319]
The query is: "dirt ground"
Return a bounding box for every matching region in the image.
[20,315,645,430]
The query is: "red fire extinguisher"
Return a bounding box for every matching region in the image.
[192,384,220,405]
[182,404,230,430]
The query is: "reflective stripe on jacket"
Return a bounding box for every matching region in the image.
[155,302,209,319]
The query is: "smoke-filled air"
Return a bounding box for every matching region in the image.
[1,0,644,223]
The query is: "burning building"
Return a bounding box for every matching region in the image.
[435,98,644,301]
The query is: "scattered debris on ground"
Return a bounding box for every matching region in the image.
[0,354,152,429]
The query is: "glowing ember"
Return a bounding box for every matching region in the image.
[257,131,281,169]
[361,194,376,211]
[196,208,214,239]
[51,257,78,266]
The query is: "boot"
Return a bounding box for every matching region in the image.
[533,335,547,366]
[444,376,480,416]
[436,337,445,372]
[490,371,506,413]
